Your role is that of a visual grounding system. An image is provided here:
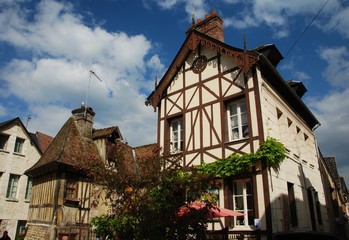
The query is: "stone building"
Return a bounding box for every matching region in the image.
[0,118,47,239]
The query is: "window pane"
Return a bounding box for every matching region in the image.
[7,174,20,199]
[246,179,252,194]
[25,177,33,200]
[234,196,244,210]
[229,103,237,115]
[171,118,183,151]
[241,112,248,125]
[0,135,9,150]
[227,100,248,141]
[240,101,247,112]
[233,181,243,195]
[14,138,24,153]
[230,115,238,127]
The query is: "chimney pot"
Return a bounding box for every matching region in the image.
[197,18,202,23]
[212,9,217,15]
[205,13,210,19]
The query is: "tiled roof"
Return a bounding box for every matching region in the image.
[93,126,123,140]
[26,117,102,176]
[324,156,341,189]
[35,131,54,153]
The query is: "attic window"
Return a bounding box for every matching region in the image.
[304,134,309,141]
[276,108,283,119]
[296,127,301,134]
[287,118,293,127]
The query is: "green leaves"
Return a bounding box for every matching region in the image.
[197,137,286,177]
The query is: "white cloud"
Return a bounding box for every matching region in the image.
[307,89,349,185]
[322,2,349,38]
[0,105,7,117]
[0,0,158,146]
[294,71,310,81]
[306,44,349,185]
[318,46,349,88]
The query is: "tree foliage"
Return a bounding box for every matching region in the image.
[83,144,213,240]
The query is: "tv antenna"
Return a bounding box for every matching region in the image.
[84,70,103,119]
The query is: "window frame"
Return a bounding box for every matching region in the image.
[288,182,298,227]
[227,99,249,141]
[14,137,25,154]
[6,174,20,200]
[232,178,254,228]
[170,118,184,153]
[25,177,33,201]
[64,177,78,200]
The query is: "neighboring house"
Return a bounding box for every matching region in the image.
[0,118,45,240]
[319,152,349,238]
[146,10,332,238]
[24,105,158,240]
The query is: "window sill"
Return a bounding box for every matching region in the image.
[13,152,25,157]
[0,149,10,154]
[6,198,19,202]
[225,137,248,144]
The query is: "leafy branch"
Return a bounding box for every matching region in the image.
[197,137,286,177]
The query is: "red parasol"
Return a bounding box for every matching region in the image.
[178,201,244,219]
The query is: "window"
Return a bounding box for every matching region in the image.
[14,137,25,154]
[170,118,183,152]
[314,192,323,225]
[288,182,298,227]
[25,177,33,200]
[0,134,9,150]
[232,178,254,227]
[6,174,20,199]
[227,100,248,141]
[65,177,78,199]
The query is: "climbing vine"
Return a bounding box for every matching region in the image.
[197,137,286,177]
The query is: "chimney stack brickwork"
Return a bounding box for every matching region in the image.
[71,105,95,139]
[192,10,224,42]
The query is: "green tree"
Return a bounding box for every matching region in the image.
[83,144,213,240]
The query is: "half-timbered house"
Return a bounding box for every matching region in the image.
[24,105,158,240]
[146,10,330,239]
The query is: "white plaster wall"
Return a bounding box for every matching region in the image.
[0,123,41,239]
[256,68,329,232]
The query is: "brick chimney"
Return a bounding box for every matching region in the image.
[71,104,95,139]
[188,10,224,42]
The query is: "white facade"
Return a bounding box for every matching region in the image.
[0,119,41,239]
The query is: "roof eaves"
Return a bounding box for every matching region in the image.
[257,54,320,129]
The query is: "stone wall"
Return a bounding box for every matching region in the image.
[25,224,50,240]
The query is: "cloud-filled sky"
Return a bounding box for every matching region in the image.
[0,0,348,185]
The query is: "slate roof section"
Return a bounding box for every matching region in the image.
[26,117,102,177]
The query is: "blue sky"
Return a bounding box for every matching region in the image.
[0,0,348,185]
